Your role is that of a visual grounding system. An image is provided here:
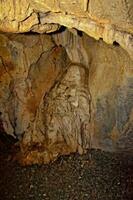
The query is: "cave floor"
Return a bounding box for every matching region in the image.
[0,144,133,200]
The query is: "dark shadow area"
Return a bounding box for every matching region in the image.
[77,30,83,37]
[0,132,17,152]
[22,31,40,35]
[48,26,66,35]
[0,112,18,153]
[113,41,120,46]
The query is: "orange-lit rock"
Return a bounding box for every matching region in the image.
[0,1,133,165]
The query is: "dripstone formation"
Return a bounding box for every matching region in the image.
[0,1,133,164]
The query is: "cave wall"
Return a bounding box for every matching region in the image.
[83,35,133,153]
[0,0,133,60]
[1,0,133,33]
[0,33,69,139]
[0,0,133,165]
[1,30,132,165]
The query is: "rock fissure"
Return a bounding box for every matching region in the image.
[0,56,13,79]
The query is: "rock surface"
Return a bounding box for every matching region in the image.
[0,30,132,165]
[0,0,133,59]
[0,33,69,138]
[0,1,133,165]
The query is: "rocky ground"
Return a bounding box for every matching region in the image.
[0,135,133,200]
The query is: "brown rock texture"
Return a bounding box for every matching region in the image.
[0,0,133,59]
[0,1,133,165]
[0,33,69,139]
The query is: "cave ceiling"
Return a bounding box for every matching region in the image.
[0,0,133,59]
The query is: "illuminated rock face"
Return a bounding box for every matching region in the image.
[0,33,69,140]
[0,31,132,165]
[0,1,133,164]
[0,0,133,59]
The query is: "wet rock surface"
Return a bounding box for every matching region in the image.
[0,140,133,200]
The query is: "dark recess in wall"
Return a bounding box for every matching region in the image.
[113,41,120,46]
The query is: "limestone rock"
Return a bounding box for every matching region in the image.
[18,31,133,165]
[0,0,133,59]
[21,63,92,164]
[83,35,133,153]
[0,33,69,139]
[0,1,133,165]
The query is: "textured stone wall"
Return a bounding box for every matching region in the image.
[0,33,69,139]
[0,0,133,60]
[0,1,133,165]
[83,35,133,153]
[0,31,132,165]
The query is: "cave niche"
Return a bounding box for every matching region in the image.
[0,28,133,165]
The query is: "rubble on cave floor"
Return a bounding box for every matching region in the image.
[0,137,133,200]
